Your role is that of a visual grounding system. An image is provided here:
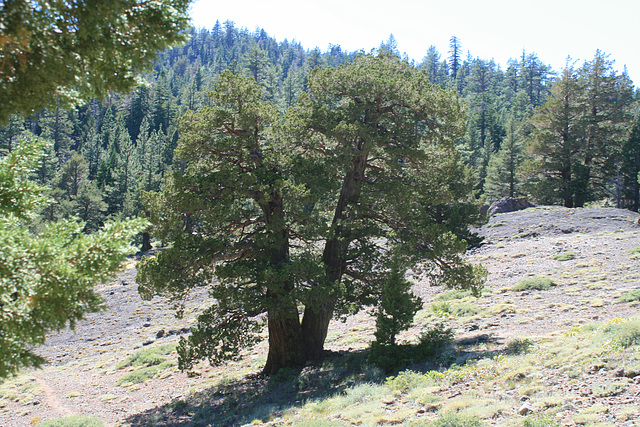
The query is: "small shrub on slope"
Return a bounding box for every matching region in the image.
[512,276,556,291]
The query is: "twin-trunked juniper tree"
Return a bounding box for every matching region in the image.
[137,53,485,375]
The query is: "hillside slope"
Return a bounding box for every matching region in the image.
[1,206,639,426]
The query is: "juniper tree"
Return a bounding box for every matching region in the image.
[0,0,187,379]
[138,54,485,375]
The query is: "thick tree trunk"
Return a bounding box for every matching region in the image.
[140,231,152,252]
[301,150,369,359]
[263,300,305,375]
[260,190,307,375]
[300,303,333,360]
[561,166,573,208]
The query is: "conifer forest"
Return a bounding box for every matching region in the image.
[4,24,638,225]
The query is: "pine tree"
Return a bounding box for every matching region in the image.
[39,107,75,158]
[58,153,89,199]
[244,43,269,83]
[82,127,103,181]
[484,118,526,202]
[527,64,582,207]
[379,34,400,56]
[575,50,633,206]
[448,36,462,80]
[281,68,304,109]
[0,115,26,154]
[421,45,447,86]
[126,86,151,142]
[621,113,640,211]
[152,73,173,133]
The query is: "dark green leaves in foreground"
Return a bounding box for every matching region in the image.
[0,139,146,379]
[0,0,192,122]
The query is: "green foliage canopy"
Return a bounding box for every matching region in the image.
[0,0,192,122]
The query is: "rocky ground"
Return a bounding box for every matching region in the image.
[0,206,639,426]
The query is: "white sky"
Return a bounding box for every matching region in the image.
[189,0,640,85]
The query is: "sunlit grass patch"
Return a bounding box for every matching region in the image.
[550,251,577,261]
[115,343,177,370]
[487,301,517,315]
[627,247,640,255]
[600,318,640,348]
[0,375,42,405]
[512,276,556,291]
[36,415,104,427]
[616,288,640,303]
[592,381,628,397]
[429,412,486,426]
[300,383,391,425]
[616,404,640,422]
[430,299,482,318]
[115,343,178,386]
[99,393,118,402]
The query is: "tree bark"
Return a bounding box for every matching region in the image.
[260,190,306,375]
[263,299,305,375]
[140,231,152,252]
[301,150,369,359]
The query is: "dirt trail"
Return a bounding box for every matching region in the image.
[35,377,73,418]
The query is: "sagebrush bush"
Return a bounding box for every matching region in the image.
[601,319,640,348]
[616,289,640,303]
[550,252,577,261]
[504,337,534,355]
[511,276,556,291]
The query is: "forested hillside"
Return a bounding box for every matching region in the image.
[2,21,638,237]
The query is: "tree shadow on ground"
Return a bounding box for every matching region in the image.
[126,333,505,426]
[125,349,379,426]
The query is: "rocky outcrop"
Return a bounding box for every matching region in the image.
[488,197,535,216]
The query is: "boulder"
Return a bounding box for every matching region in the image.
[488,197,535,216]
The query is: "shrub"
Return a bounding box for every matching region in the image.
[374,260,421,346]
[601,319,640,348]
[36,415,104,427]
[116,360,175,386]
[550,252,577,261]
[115,344,176,370]
[367,324,454,372]
[522,414,560,427]
[504,338,534,355]
[511,276,556,291]
[385,370,429,393]
[430,412,485,426]
[616,289,640,303]
[434,289,476,301]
